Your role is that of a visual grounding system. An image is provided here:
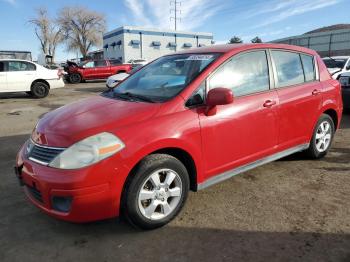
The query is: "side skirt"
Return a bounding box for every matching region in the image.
[197,143,309,190]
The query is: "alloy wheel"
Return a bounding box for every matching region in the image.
[315,120,332,153]
[138,168,182,220]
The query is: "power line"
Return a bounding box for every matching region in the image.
[170,0,181,31]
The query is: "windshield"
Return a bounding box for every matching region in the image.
[323,58,347,69]
[110,53,219,102]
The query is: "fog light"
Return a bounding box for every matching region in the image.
[52,196,72,213]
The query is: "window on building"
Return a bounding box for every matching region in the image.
[208,50,270,97]
[272,50,305,88]
[300,54,316,82]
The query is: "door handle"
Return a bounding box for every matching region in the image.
[263,100,276,108]
[312,89,321,95]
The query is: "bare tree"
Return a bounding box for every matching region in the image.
[228,36,243,44]
[29,8,63,62]
[58,6,106,58]
[251,36,263,43]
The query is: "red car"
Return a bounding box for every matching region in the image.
[15,44,342,229]
[65,59,132,84]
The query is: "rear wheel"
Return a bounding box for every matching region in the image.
[306,114,334,159]
[122,154,189,230]
[69,73,82,84]
[31,82,49,98]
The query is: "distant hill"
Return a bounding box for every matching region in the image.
[304,24,350,34]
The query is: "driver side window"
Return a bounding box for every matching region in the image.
[84,61,94,68]
[208,50,270,97]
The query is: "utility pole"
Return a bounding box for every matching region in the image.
[170,0,181,31]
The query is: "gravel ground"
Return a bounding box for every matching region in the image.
[0,83,350,262]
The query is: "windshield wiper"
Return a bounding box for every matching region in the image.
[114,92,155,103]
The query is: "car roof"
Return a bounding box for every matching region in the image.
[176,43,318,56]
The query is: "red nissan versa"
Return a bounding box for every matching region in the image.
[15,44,342,229]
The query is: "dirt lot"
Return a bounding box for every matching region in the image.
[1,83,350,262]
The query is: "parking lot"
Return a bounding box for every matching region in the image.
[1,83,350,262]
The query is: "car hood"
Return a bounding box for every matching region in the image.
[32,95,160,147]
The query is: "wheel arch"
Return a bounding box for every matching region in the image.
[31,79,50,89]
[124,145,200,194]
[323,108,338,130]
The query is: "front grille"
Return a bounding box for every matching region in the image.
[26,185,43,203]
[28,142,65,165]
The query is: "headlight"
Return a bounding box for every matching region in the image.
[49,132,125,169]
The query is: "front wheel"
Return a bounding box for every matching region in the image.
[122,154,189,230]
[69,73,82,84]
[306,114,335,159]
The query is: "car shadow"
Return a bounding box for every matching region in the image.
[0,92,32,99]
[74,87,107,93]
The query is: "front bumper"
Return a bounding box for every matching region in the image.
[15,144,129,223]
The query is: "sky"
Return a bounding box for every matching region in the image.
[0,0,349,62]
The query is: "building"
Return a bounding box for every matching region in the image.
[271,24,350,57]
[0,50,32,60]
[103,26,213,63]
[87,49,104,60]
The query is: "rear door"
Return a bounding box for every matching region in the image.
[270,50,322,149]
[198,50,279,179]
[0,61,7,91]
[94,60,110,78]
[7,61,36,91]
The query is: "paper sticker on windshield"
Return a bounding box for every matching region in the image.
[186,55,213,60]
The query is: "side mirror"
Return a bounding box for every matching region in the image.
[346,65,350,70]
[206,88,234,115]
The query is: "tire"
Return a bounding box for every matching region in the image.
[305,114,335,159]
[122,154,190,230]
[31,82,49,98]
[69,73,82,84]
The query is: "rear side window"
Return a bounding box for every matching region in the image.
[208,50,270,97]
[8,61,36,71]
[94,60,107,67]
[272,51,304,88]
[300,54,316,82]
[0,62,4,72]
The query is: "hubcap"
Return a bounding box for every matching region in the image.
[37,85,45,95]
[315,121,332,153]
[138,169,182,220]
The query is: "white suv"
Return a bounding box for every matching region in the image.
[322,56,350,79]
[0,59,65,98]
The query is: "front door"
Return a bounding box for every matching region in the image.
[82,61,96,79]
[199,50,279,180]
[93,60,110,79]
